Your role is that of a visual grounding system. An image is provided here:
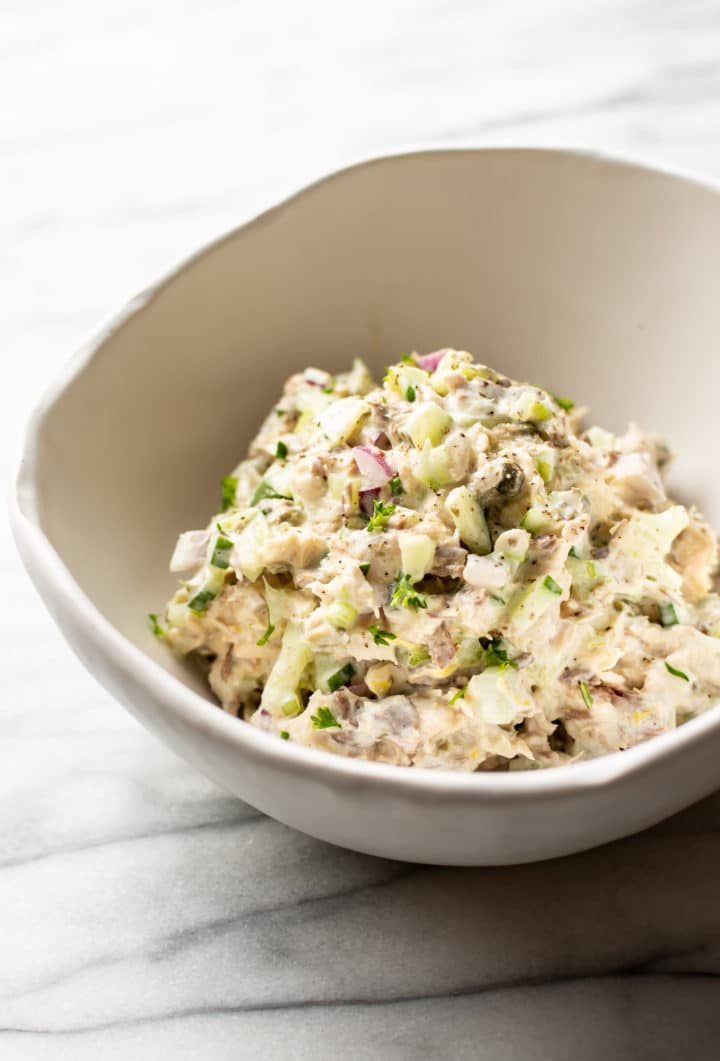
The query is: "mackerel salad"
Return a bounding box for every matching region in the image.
[155,349,720,771]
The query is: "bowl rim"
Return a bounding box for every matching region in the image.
[10,144,720,801]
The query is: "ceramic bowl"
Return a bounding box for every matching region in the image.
[11,148,720,865]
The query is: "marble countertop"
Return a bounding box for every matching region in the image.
[3,2,720,1057]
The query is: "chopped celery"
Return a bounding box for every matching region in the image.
[325,596,358,630]
[210,535,233,569]
[509,577,561,634]
[405,401,452,448]
[399,533,436,583]
[316,396,371,445]
[535,446,555,482]
[520,506,553,535]
[415,439,454,489]
[516,392,552,422]
[260,621,313,715]
[446,486,491,555]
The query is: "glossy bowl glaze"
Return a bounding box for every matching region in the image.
[11,148,720,864]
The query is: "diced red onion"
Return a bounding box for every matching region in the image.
[359,487,380,515]
[418,349,451,373]
[353,445,394,488]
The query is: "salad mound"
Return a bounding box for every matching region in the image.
[155,350,720,771]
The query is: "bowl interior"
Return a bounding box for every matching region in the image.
[25,149,720,701]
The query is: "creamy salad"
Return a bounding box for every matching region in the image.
[153,349,720,771]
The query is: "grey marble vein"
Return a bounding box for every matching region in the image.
[3,0,720,1057]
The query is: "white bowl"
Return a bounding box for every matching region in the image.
[11,148,720,865]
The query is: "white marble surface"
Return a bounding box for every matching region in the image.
[3,1,720,1056]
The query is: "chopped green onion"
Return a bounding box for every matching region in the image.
[256,620,275,646]
[365,500,395,532]
[275,440,288,461]
[188,589,216,614]
[489,593,506,605]
[280,730,290,740]
[389,477,404,496]
[311,705,341,729]
[211,534,233,569]
[665,661,689,682]
[482,637,518,670]
[553,394,575,411]
[250,480,292,506]
[579,681,593,709]
[327,663,355,692]
[147,612,166,637]
[359,562,371,577]
[568,546,579,558]
[543,575,563,595]
[405,385,416,402]
[220,475,238,513]
[390,572,428,610]
[450,686,467,705]
[659,601,679,628]
[368,623,396,646]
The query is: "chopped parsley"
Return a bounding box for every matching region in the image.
[250,480,292,506]
[327,663,355,692]
[405,385,416,402]
[659,601,679,628]
[389,477,404,496]
[368,623,396,646]
[365,500,395,532]
[147,612,166,637]
[275,407,285,417]
[450,686,467,705]
[275,440,288,461]
[568,546,579,558]
[579,681,593,709]
[482,637,518,670]
[188,589,216,615]
[553,394,575,412]
[311,705,341,729]
[359,562,371,577]
[390,572,428,610]
[543,575,563,595]
[220,475,238,513]
[256,620,275,646]
[211,535,233,569]
[665,661,690,682]
[280,730,290,740]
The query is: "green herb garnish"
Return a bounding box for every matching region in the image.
[543,575,563,595]
[568,546,579,559]
[211,534,233,569]
[400,354,414,363]
[665,661,689,682]
[405,385,416,402]
[359,562,371,577]
[220,475,238,513]
[659,601,679,628]
[389,477,404,496]
[250,480,292,506]
[188,589,216,614]
[327,663,355,692]
[256,620,275,646]
[275,407,285,417]
[365,500,395,532]
[311,705,342,729]
[147,612,166,637]
[275,440,288,461]
[450,686,467,705]
[280,730,290,740]
[322,385,334,394]
[481,637,518,670]
[489,593,506,605]
[368,624,396,646]
[390,572,428,610]
[553,394,575,412]
[408,646,431,667]
[579,681,593,709]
